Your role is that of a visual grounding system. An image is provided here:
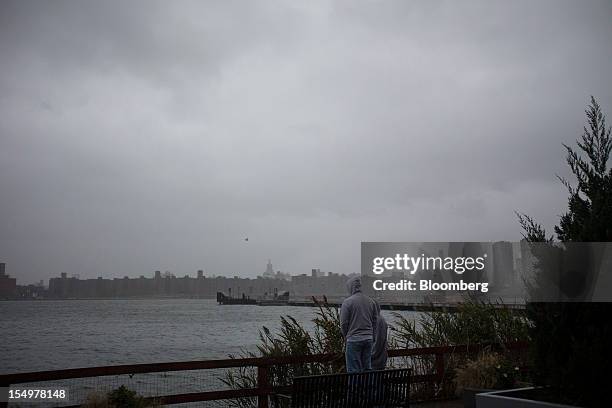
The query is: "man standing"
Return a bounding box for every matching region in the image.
[340,276,378,373]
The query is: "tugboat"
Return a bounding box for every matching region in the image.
[258,288,290,306]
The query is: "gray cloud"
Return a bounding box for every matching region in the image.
[1,0,611,284]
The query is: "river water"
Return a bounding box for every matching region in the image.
[0,299,409,373]
[0,299,413,406]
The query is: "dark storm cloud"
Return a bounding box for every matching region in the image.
[1,0,611,283]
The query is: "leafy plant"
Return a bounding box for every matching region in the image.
[106,386,157,408]
[391,299,530,349]
[454,351,522,393]
[82,386,162,408]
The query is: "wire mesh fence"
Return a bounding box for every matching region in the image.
[6,367,248,407]
[2,341,528,407]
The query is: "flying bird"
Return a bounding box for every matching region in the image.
[244,237,249,242]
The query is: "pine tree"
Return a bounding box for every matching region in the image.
[517,97,611,406]
[556,96,612,241]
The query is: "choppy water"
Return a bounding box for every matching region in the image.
[0,299,318,374]
[0,299,406,374]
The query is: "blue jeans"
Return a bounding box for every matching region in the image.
[345,339,373,373]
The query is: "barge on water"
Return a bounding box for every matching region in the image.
[216,291,257,305]
[216,288,290,306]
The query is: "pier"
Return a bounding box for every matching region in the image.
[216,291,526,312]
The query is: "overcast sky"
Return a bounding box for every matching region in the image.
[1,1,611,284]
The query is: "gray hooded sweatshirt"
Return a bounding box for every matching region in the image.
[371,301,389,370]
[340,276,378,342]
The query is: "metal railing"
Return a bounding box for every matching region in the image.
[0,341,528,407]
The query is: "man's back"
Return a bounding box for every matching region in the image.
[340,276,378,373]
[340,277,377,342]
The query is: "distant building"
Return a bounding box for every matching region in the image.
[45,268,292,299]
[263,259,275,278]
[311,268,325,278]
[0,263,17,298]
[492,241,515,288]
[16,283,47,299]
[291,270,350,300]
[274,270,291,281]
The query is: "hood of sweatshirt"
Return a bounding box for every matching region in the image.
[346,276,362,295]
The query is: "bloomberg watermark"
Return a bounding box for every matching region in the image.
[361,242,612,303]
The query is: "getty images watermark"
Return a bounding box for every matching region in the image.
[360,242,612,303]
[371,252,490,293]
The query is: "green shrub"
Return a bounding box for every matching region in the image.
[82,386,161,408]
[391,299,530,348]
[454,351,523,394]
[106,386,148,408]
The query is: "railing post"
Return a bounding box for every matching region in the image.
[0,380,8,408]
[435,352,445,383]
[257,364,269,408]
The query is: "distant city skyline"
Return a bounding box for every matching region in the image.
[2,241,536,301]
[0,258,313,286]
[1,1,611,284]
[1,241,520,286]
